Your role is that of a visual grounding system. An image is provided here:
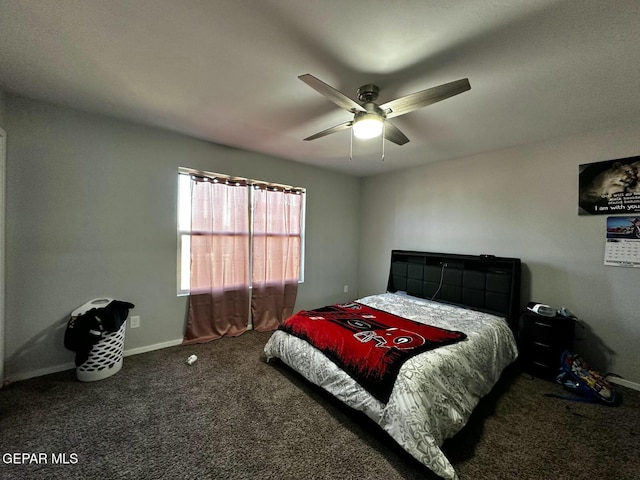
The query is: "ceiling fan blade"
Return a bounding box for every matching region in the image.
[383,120,410,145]
[303,121,353,141]
[299,74,366,113]
[380,78,471,119]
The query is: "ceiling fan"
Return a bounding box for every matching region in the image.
[299,74,471,145]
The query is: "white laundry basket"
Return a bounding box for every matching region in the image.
[72,298,127,382]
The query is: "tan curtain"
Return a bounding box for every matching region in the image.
[183,178,250,344]
[251,188,302,332]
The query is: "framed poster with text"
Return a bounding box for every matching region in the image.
[578,156,640,215]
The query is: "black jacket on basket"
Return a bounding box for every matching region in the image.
[64,300,135,366]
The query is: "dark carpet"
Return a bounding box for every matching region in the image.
[0,331,638,480]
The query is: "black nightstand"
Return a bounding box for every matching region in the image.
[518,311,575,379]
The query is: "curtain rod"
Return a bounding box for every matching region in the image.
[178,167,305,193]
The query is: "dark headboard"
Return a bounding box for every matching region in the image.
[387,250,522,331]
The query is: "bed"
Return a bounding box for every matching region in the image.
[264,250,521,479]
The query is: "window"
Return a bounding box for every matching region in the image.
[177,173,192,294]
[177,168,305,295]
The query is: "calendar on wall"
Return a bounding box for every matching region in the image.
[604,216,640,267]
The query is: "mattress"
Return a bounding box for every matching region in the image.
[263,292,518,479]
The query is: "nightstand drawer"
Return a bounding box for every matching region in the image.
[530,340,553,355]
[520,316,574,341]
[521,341,561,367]
[521,318,563,341]
[526,360,559,379]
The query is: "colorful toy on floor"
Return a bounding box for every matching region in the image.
[555,350,620,406]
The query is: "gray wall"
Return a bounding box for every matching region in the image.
[5,94,360,381]
[359,123,640,384]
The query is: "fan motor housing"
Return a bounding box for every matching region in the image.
[357,84,380,103]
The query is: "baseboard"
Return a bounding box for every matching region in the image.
[607,376,640,392]
[7,362,78,384]
[5,338,185,385]
[123,338,184,357]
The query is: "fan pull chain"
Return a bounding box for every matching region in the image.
[349,128,353,162]
[381,122,385,161]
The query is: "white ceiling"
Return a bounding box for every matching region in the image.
[0,0,638,177]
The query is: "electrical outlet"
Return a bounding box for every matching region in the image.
[343,285,349,293]
[130,316,140,328]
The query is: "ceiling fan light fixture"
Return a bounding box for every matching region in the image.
[298,74,470,147]
[352,113,383,139]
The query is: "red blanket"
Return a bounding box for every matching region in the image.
[279,302,467,402]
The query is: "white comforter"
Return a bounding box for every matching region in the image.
[263,292,518,480]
